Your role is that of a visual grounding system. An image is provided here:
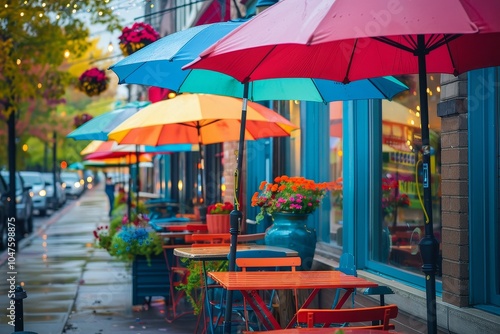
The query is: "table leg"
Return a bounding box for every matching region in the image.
[163,246,193,323]
[240,290,281,330]
[201,261,216,334]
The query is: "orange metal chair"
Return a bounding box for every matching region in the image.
[296,304,399,330]
[208,256,302,333]
[190,233,231,246]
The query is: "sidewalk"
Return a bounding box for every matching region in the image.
[0,183,198,334]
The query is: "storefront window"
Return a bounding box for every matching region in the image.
[374,74,442,277]
[329,102,344,247]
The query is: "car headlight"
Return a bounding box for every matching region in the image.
[79,179,84,185]
[74,182,81,188]
[39,189,47,197]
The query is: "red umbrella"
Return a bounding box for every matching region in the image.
[187,1,500,332]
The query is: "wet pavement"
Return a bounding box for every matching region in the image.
[0,184,198,334]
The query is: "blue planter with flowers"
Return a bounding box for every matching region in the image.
[265,212,316,270]
[252,175,333,270]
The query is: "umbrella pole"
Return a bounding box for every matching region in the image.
[197,125,206,206]
[223,82,248,334]
[416,35,440,334]
[127,162,132,224]
[135,146,140,211]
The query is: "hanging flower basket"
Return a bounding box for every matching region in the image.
[77,67,109,97]
[118,22,160,56]
[73,113,94,129]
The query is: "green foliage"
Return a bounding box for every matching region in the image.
[0,1,122,166]
[108,228,163,264]
[176,259,228,315]
[100,199,162,264]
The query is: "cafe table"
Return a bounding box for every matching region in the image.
[174,244,298,334]
[208,270,378,331]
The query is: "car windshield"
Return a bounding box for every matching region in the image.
[21,173,44,187]
[61,173,80,181]
[42,174,56,184]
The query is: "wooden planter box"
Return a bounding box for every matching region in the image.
[132,253,170,305]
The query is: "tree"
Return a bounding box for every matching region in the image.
[0,1,121,232]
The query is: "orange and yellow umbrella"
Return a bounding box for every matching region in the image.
[107,93,298,146]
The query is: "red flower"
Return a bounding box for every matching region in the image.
[77,67,109,97]
[207,202,234,214]
[118,22,160,56]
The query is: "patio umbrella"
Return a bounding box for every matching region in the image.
[109,19,407,103]
[186,1,500,332]
[107,93,298,204]
[67,101,152,222]
[80,139,197,217]
[80,140,198,156]
[67,101,151,141]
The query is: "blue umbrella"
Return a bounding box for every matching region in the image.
[67,101,151,141]
[109,19,408,103]
[68,162,84,170]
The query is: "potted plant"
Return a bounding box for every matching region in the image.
[77,67,109,97]
[251,175,334,270]
[93,224,112,250]
[107,213,162,263]
[118,22,160,56]
[206,201,234,233]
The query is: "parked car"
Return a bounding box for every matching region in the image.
[20,171,49,216]
[0,170,34,236]
[61,171,85,198]
[41,172,66,210]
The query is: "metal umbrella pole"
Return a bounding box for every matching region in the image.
[415,35,440,334]
[223,83,248,334]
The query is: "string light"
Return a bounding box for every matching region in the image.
[16,59,21,65]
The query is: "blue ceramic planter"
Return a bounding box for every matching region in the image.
[264,212,317,270]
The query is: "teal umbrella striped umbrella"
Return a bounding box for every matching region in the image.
[67,101,151,141]
[109,20,407,103]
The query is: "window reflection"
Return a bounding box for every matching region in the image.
[329,102,344,246]
[376,74,442,277]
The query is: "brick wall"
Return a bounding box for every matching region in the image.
[437,73,470,307]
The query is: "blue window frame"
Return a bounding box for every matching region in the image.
[469,67,500,312]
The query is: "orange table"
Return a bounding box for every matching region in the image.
[208,271,378,330]
[175,245,298,334]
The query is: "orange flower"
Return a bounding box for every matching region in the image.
[251,174,332,222]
